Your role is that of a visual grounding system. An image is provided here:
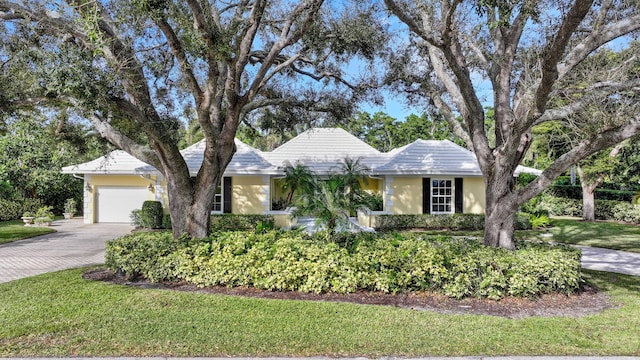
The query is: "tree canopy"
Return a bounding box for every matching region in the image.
[384,0,640,248]
[0,0,386,237]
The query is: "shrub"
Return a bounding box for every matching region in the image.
[547,185,636,202]
[141,201,164,229]
[35,205,55,219]
[64,198,77,214]
[162,213,172,229]
[374,213,531,231]
[105,232,180,281]
[210,214,275,231]
[529,212,551,229]
[375,214,486,231]
[106,231,582,299]
[610,202,640,224]
[0,198,44,221]
[130,209,142,227]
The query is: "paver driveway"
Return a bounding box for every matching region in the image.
[0,219,132,283]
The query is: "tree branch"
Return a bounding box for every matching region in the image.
[558,13,640,79]
[518,114,640,203]
[533,0,594,116]
[535,78,640,124]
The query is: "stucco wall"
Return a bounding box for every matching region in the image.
[387,176,423,214]
[232,176,269,214]
[463,177,485,214]
[84,175,158,224]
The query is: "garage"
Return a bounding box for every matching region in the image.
[95,186,150,223]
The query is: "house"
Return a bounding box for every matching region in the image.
[62,127,539,226]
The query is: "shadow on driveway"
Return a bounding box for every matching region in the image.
[0,219,132,283]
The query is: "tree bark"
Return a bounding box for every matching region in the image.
[482,163,518,249]
[581,184,596,221]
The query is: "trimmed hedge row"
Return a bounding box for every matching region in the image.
[548,185,636,202]
[524,193,640,224]
[373,213,532,231]
[106,231,581,300]
[0,198,45,221]
[210,214,275,231]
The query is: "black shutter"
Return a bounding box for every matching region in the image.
[223,177,232,213]
[422,178,431,214]
[454,177,463,214]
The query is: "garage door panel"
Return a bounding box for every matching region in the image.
[96,186,150,223]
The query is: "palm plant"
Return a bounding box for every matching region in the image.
[294,177,351,236]
[293,158,375,236]
[281,162,316,208]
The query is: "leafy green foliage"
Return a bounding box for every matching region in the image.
[63,198,77,214]
[0,198,43,221]
[0,112,107,214]
[105,231,179,281]
[209,214,275,231]
[528,213,551,229]
[373,213,532,231]
[291,158,376,234]
[141,201,163,229]
[342,112,464,152]
[522,193,640,224]
[106,231,582,299]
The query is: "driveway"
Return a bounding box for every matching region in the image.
[0,219,132,284]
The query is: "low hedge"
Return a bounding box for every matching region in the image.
[548,185,636,202]
[0,198,45,221]
[106,231,582,300]
[373,213,532,231]
[524,193,640,224]
[210,214,275,231]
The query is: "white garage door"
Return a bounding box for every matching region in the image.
[96,186,150,223]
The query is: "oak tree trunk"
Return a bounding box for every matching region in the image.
[482,160,519,249]
[581,184,597,221]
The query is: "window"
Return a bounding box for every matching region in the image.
[431,179,453,214]
[212,181,223,213]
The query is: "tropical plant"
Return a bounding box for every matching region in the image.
[281,162,317,208]
[63,198,77,214]
[293,158,376,235]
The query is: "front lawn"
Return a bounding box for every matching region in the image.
[518,218,640,253]
[0,268,638,356]
[0,220,56,245]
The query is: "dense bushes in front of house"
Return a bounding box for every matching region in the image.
[210,214,275,231]
[522,193,640,224]
[373,213,533,231]
[105,230,581,300]
[0,198,45,221]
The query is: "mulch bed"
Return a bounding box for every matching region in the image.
[83,267,614,319]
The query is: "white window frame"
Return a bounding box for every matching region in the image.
[211,180,223,213]
[431,178,453,215]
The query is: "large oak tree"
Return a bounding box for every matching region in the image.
[384,0,640,248]
[0,0,383,238]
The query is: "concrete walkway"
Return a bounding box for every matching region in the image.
[577,245,640,276]
[0,219,132,283]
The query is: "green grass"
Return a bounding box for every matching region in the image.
[0,268,639,356]
[0,220,56,245]
[517,218,640,253]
